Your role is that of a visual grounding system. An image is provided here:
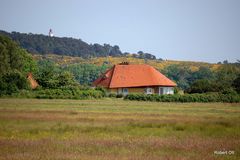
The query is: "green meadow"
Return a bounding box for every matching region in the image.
[0,98,239,160]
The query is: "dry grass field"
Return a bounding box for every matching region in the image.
[33,54,221,72]
[0,98,239,160]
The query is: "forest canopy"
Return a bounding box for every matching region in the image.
[0,30,157,60]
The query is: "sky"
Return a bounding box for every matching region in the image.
[0,0,239,63]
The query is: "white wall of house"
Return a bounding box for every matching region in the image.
[159,87,174,95]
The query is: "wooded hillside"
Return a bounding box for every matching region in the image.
[33,54,240,91]
[0,30,156,60]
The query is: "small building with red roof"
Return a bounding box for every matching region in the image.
[27,73,39,89]
[93,62,177,95]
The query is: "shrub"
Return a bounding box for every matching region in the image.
[124,93,240,103]
[33,88,106,99]
[0,70,30,95]
[221,88,237,95]
[95,86,107,96]
[11,90,36,98]
[116,94,123,98]
[108,93,117,98]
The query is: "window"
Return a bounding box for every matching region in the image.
[159,87,174,95]
[145,87,153,94]
[168,87,174,94]
[117,88,128,95]
[117,88,122,94]
[122,88,128,95]
[165,87,174,94]
[159,87,164,95]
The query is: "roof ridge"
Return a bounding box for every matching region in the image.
[109,65,116,88]
[93,67,112,87]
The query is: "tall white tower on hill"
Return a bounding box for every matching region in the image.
[49,29,53,37]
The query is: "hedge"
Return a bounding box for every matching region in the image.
[7,88,106,99]
[124,93,240,103]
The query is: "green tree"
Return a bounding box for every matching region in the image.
[0,34,35,95]
[233,74,240,93]
[64,63,108,86]
[214,64,240,92]
[58,71,77,87]
[192,66,214,81]
[162,64,192,90]
[35,60,59,88]
[35,59,79,88]
[188,79,212,93]
[0,34,36,74]
[0,70,30,95]
[0,41,10,74]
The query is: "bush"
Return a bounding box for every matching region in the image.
[108,93,117,98]
[116,94,123,98]
[124,93,240,103]
[33,88,106,99]
[0,70,30,95]
[188,79,212,93]
[221,88,237,95]
[11,90,36,98]
[95,86,107,97]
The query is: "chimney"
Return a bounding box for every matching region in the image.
[119,62,129,65]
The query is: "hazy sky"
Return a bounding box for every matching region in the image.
[0,0,239,63]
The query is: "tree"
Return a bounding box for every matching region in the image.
[109,45,121,56]
[35,60,59,88]
[0,34,35,95]
[214,65,239,92]
[0,34,23,74]
[35,59,80,88]
[0,70,30,95]
[223,60,228,64]
[191,66,214,82]
[64,63,108,86]
[0,41,10,74]
[58,71,77,87]
[137,51,156,60]
[0,34,36,75]
[188,79,212,93]
[235,60,240,66]
[162,64,192,90]
[233,74,240,93]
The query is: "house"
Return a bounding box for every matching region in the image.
[27,73,39,89]
[93,62,176,95]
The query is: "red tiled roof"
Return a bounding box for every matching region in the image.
[93,64,176,88]
[27,73,39,89]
